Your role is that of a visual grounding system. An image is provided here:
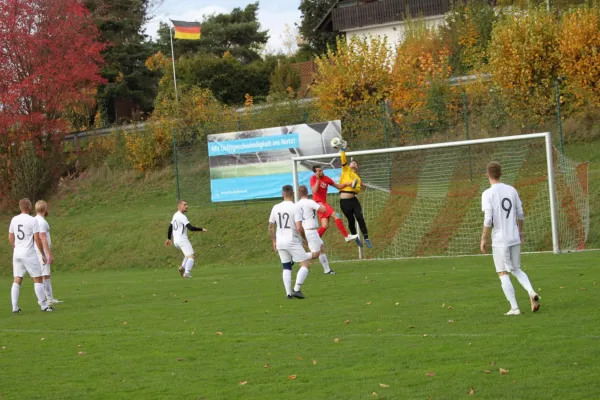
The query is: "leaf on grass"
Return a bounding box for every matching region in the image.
[447,306,453,309]
[513,380,518,383]
[367,302,372,305]
[77,344,82,347]
[594,282,599,285]
[177,358,183,361]
[296,356,303,360]
[442,303,446,307]
[264,364,270,368]
[183,300,188,303]
[484,370,492,374]
[468,388,475,395]
[78,352,87,356]
[490,361,496,366]
[395,302,399,306]
[560,286,566,289]
[288,375,297,380]
[379,383,389,388]
[423,334,428,337]
[580,287,586,291]
[426,372,436,377]
[2,346,6,350]
[448,320,454,323]
[344,320,351,324]
[377,328,382,332]
[334,338,340,343]
[239,380,248,385]
[372,392,377,397]
[500,368,509,375]
[313,360,317,365]
[408,325,415,329]
[123,322,128,325]
[216,332,223,336]
[40,338,45,341]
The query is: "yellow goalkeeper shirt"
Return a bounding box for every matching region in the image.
[339,150,361,194]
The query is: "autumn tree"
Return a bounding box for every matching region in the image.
[390,22,457,139]
[487,8,561,125]
[0,0,105,201]
[559,5,600,108]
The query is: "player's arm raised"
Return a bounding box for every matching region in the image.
[186,223,207,232]
[164,224,173,247]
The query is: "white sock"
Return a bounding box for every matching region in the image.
[185,258,195,274]
[34,283,47,309]
[44,279,54,300]
[11,283,20,311]
[500,275,518,310]
[294,267,309,292]
[511,269,535,295]
[181,257,188,269]
[319,254,331,273]
[282,269,292,295]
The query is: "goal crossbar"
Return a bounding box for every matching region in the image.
[291,132,560,255]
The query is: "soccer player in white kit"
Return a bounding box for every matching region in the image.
[268,185,319,299]
[295,185,335,275]
[8,198,53,313]
[480,162,541,315]
[164,200,208,278]
[35,200,62,304]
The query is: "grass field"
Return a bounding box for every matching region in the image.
[1,252,599,399]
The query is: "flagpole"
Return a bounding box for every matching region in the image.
[169,25,179,102]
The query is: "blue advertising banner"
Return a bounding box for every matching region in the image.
[208,121,343,202]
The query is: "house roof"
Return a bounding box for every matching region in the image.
[314,0,340,32]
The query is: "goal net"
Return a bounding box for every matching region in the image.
[292,133,590,262]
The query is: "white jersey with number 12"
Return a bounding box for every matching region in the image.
[269,200,301,246]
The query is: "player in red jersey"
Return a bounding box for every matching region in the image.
[310,166,359,244]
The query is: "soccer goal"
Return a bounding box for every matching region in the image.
[291,132,590,262]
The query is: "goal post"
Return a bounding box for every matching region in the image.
[291,132,589,261]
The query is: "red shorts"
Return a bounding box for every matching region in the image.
[317,202,335,220]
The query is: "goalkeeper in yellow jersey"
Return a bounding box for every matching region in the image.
[337,144,371,248]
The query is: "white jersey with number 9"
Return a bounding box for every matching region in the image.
[482,182,524,248]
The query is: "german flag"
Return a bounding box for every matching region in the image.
[171,20,201,40]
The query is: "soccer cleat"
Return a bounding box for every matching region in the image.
[12,308,22,314]
[325,270,336,275]
[504,308,521,316]
[291,291,305,299]
[178,266,185,277]
[345,233,359,242]
[286,294,293,300]
[47,298,63,305]
[354,237,363,247]
[42,306,54,312]
[364,238,372,248]
[183,273,193,279]
[530,294,541,313]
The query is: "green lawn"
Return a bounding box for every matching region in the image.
[1,252,598,399]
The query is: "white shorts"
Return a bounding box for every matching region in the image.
[492,244,521,273]
[277,241,310,264]
[174,239,194,257]
[36,253,51,276]
[13,255,42,278]
[305,230,323,252]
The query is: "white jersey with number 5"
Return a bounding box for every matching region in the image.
[295,198,321,229]
[171,211,190,243]
[269,200,301,247]
[482,182,524,248]
[9,214,40,258]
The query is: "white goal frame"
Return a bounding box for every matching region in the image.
[291,132,560,255]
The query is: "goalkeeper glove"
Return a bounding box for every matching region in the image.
[340,140,347,152]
